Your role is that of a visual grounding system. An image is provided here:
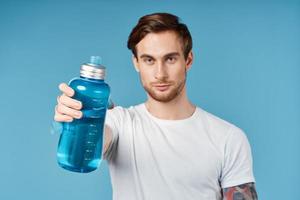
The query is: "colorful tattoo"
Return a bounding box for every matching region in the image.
[222,182,258,200]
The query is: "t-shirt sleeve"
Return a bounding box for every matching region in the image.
[220,126,256,188]
[102,106,122,161]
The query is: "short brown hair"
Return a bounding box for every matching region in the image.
[127,12,193,60]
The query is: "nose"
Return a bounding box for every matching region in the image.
[155,61,168,80]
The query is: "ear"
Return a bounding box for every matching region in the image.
[132,55,140,72]
[185,51,193,71]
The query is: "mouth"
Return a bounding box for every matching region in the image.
[153,84,171,91]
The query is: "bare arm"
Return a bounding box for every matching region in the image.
[222,182,258,200]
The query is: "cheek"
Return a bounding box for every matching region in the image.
[171,67,186,80]
[139,70,153,84]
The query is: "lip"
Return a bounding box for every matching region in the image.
[153,84,171,91]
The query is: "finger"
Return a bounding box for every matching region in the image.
[54,114,73,122]
[57,94,82,110]
[56,104,82,119]
[59,83,75,97]
[54,106,74,122]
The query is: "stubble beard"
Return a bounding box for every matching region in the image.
[142,73,187,103]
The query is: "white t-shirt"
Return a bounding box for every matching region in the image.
[103,103,255,200]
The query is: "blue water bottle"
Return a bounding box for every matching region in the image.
[57,56,110,173]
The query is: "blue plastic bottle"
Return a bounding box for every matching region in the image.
[57,56,110,173]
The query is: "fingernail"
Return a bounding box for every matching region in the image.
[75,111,82,118]
[67,118,73,122]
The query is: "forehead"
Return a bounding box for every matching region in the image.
[136,31,183,57]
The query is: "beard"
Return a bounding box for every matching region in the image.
[141,73,187,103]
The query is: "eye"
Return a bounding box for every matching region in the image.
[166,56,177,64]
[143,57,154,65]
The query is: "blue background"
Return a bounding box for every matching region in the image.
[0,0,299,199]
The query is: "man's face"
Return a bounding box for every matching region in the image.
[133,31,193,102]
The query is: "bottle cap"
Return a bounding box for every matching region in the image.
[80,56,106,80]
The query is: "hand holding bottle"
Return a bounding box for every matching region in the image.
[54,56,111,173]
[54,83,83,122]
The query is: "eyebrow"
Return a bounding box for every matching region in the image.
[163,52,180,58]
[139,52,180,59]
[140,54,154,59]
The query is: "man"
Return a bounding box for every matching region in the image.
[54,13,258,200]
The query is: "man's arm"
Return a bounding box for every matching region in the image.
[222,182,258,200]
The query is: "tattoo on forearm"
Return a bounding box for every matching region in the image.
[222,182,258,200]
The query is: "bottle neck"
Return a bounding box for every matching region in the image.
[80,76,104,82]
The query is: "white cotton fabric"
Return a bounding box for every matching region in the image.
[103,103,255,200]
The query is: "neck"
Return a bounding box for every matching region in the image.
[145,86,196,120]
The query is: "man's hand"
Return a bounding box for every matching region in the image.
[222,182,258,200]
[53,82,115,155]
[54,83,83,122]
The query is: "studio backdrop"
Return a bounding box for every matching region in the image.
[0,1,299,200]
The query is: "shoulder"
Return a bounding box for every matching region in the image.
[198,107,245,140]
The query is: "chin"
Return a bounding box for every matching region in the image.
[149,89,179,103]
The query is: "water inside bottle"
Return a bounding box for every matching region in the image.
[57,116,105,173]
